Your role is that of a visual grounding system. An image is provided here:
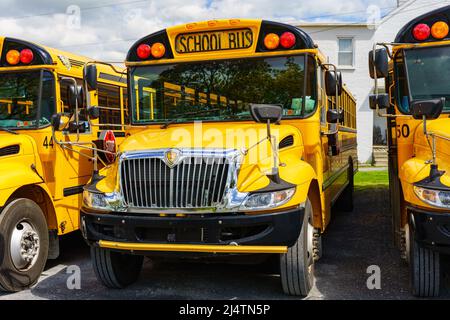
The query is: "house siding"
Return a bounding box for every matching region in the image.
[298,0,448,163]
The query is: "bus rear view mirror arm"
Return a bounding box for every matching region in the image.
[411,98,445,179]
[248,104,283,182]
[368,44,410,119]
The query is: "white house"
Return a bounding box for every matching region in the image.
[297,0,448,164]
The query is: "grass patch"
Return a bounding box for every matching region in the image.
[354,170,389,190]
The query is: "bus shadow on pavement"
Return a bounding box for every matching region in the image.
[314,186,450,300]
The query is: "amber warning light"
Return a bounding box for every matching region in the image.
[6,48,34,65]
[413,21,449,41]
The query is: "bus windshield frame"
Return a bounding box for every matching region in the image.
[0,69,56,130]
[129,54,318,126]
[400,44,450,114]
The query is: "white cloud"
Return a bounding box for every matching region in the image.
[0,0,397,61]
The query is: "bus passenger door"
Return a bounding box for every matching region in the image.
[52,78,96,234]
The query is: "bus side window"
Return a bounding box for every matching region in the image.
[98,83,122,130]
[395,59,410,113]
[41,71,56,124]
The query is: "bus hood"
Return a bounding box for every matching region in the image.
[0,132,36,156]
[414,118,450,160]
[110,122,307,193]
[120,122,303,153]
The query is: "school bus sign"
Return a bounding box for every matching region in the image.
[175,28,253,53]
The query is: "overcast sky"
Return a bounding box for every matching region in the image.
[0,0,397,61]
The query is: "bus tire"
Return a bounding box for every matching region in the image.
[280,199,315,296]
[0,199,49,292]
[409,223,441,297]
[337,162,354,212]
[91,246,143,288]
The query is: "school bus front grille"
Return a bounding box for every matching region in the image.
[120,156,231,209]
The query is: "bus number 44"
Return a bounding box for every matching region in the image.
[43,136,54,149]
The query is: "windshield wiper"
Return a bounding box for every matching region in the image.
[160,108,221,129]
[0,127,18,135]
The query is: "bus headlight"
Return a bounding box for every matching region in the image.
[414,186,450,208]
[83,191,123,212]
[240,188,295,210]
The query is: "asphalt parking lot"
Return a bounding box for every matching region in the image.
[1,170,449,300]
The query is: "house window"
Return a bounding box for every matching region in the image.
[338,38,354,67]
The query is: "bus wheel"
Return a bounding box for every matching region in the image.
[0,199,49,292]
[91,246,143,288]
[280,199,315,296]
[409,223,441,297]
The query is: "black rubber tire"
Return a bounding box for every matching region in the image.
[0,199,49,292]
[91,246,144,288]
[409,224,441,297]
[337,161,354,212]
[280,199,314,296]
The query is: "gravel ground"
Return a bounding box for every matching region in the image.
[0,186,449,300]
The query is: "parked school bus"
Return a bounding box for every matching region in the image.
[369,5,450,297]
[0,37,129,292]
[78,19,358,296]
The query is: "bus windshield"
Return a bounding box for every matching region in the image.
[130,55,316,124]
[0,70,55,129]
[404,45,450,112]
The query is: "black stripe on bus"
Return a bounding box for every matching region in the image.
[96,131,126,138]
[99,72,127,84]
[63,185,85,197]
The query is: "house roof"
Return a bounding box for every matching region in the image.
[291,0,417,29]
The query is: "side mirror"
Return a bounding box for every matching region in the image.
[325,70,343,97]
[327,109,341,124]
[369,93,390,110]
[250,104,282,124]
[51,113,69,131]
[84,64,98,91]
[327,131,340,156]
[369,48,389,79]
[68,121,87,134]
[87,106,100,120]
[66,84,84,110]
[411,98,445,120]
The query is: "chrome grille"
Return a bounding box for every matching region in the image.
[120,153,233,209]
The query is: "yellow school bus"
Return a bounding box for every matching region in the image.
[369,5,450,297]
[0,37,129,292]
[80,19,358,296]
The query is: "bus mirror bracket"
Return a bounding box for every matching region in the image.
[247,104,287,184]
[369,43,406,119]
[411,98,445,180]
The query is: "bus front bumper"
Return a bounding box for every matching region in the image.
[409,206,450,254]
[80,207,304,255]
